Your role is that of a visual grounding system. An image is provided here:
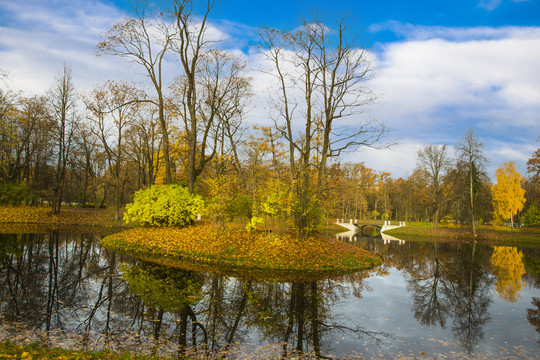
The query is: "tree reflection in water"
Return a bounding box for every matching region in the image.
[405,241,493,354]
[0,232,539,358]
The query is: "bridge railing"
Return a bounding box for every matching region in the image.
[336,219,406,227]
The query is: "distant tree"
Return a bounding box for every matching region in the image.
[527,143,540,184]
[48,65,78,214]
[456,129,488,236]
[523,203,540,226]
[85,81,142,219]
[526,142,540,206]
[416,144,450,228]
[491,161,526,227]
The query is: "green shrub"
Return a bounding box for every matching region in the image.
[523,204,540,226]
[0,182,34,205]
[124,184,204,227]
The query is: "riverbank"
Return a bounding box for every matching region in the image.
[102,223,383,275]
[384,225,540,247]
[0,341,168,360]
[0,206,125,233]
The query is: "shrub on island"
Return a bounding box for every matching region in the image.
[123,184,204,227]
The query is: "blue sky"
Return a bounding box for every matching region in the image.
[1,0,539,179]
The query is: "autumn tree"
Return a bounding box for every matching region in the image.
[491,161,526,227]
[456,129,488,236]
[527,142,540,184]
[416,144,450,228]
[526,142,540,207]
[96,0,176,184]
[124,104,162,188]
[85,81,142,220]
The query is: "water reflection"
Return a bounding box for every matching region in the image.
[0,231,539,358]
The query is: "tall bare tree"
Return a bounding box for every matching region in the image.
[49,65,78,214]
[96,1,176,184]
[170,0,217,193]
[85,81,141,220]
[259,12,385,238]
[170,2,251,193]
[417,144,450,228]
[457,129,488,236]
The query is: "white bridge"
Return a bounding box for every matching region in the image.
[335,219,405,233]
[335,219,406,244]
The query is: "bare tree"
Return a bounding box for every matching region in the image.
[457,129,488,236]
[170,0,251,192]
[416,144,450,228]
[259,12,385,238]
[84,81,141,220]
[305,14,384,193]
[96,1,176,184]
[48,64,78,214]
[170,0,217,193]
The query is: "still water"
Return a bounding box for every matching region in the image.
[0,230,539,359]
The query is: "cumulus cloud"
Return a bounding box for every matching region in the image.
[0,0,133,94]
[365,24,540,177]
[1,1,538,179]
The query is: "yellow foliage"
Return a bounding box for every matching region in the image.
[491,161,526,223]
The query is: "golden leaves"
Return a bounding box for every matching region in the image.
[102,223,382,275]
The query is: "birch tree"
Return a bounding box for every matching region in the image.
[491,161,526,227]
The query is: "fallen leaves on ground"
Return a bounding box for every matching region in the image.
[101,223,383,274]
[0,206,125,232]
[0,340,169,360]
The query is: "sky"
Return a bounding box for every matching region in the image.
[1,0,539,180]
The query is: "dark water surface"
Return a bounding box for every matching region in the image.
[0,231,539,359]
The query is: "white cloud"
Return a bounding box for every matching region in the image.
[0,0,133,95]
[344,141,423,178]
[1,2,538,181]
[478,0,503,11]
[364,25,540,178]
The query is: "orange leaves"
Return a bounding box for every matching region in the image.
[102,223,382,274]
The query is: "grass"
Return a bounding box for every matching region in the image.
[0,341,172,360]
[101,222,383,280]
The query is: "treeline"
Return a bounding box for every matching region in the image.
[0,0,538,231]
[1,75,538,227]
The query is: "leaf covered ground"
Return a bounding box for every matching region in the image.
[0,341,169,360]
[0,206,125,233]
[384,224,540,247]
[101,223,382,275]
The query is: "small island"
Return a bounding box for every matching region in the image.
[101,184,383,281]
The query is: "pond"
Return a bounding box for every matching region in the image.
[0,230,539,359]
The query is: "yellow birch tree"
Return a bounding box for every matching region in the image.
[491,161,526,226]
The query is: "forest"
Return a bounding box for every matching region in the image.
[0,0,539,233]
